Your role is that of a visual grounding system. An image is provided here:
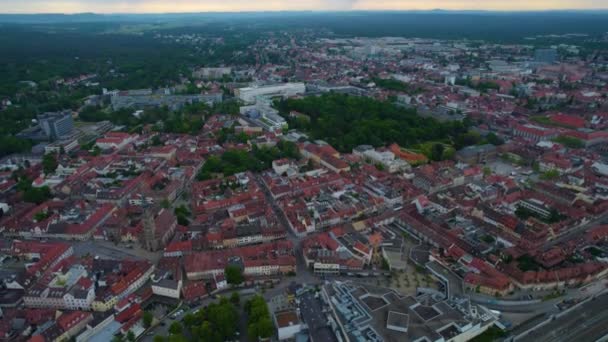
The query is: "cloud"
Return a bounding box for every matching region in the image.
[0,0,606,13]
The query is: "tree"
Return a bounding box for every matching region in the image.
[182,313,197,328]
[540,169,560,180]
[230,291,240,305]
[153,336,165,342]
[225,265,244,285]
[430,143,445,161]
[169,321,183,335]
[151,135,163,146]
[126,330,136,342]
[274,93,471,153]
[485,132,504,146]
[42,153,58,175]
[553,135,584,149]
[246,295,274,341]
[23,186,52,204]
[143,311,153,328]
[91,145,101,156]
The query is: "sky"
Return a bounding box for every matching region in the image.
[1,0,608,14]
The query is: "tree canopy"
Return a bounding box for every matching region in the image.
[177,297,239,342]
[245,295,274,341]
[275,93,471,153]
[197,141,300,180]
[225,265,244,285]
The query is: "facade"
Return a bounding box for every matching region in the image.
[534,48,558,64]
[111,89,223,110]
[151,279,182,299]
[455,144,497,164]
[37,111,74,141]
[236,83,306,104]
[193,67,232,79]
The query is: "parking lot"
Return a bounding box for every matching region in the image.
[72,240,162,262]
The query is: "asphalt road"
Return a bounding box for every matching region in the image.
[299,291,338,342]
[254,173,317,284]
[517,292,608,342]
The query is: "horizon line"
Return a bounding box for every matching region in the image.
[2,8,608,15]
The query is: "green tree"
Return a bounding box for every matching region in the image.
[245,295,274,341]
[230,291,240,305]
[225,265,244,285]
[153,336,164,342]
[91,145,101,156]
[42,153,58,175]
[274,93,470,153]
[151,135,163,146]
[143,311,153,328]
[169,321,183,335]
[430,143,445,161]
[23,186,51,204]
[182,313,197,328]
[485,132,504,146]
[540,169,560,180]
[553,135,584,149]
[126,330,136,342]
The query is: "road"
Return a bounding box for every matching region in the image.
[516,292,608,342]
[254,173,316,284]
[470,278,608,315]
[299,291,338,342]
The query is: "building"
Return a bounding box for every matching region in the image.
[184,241,296,280]
[140,207,177,252]
[240,102,288,132]
[353,145,411,173]
[37,111,74,141]
[235,83,306,104]
[325,281,498,342]
[455,144,497,164]
[274,310,304,340]
[517,198,552,219]
[513,124,558,142]
[534,49,558,64]
[193,67,232,79]
[111,89,222,111]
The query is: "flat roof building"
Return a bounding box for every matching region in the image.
[235,83,306,104]
[324,281,497,342]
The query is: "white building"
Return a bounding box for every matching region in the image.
[275,310,303,340]
[193,67,232,79]
[353,145,411,173]
[236,83,306,104]
[151,279,182,299]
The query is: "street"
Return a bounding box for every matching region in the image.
[517,292,608,342]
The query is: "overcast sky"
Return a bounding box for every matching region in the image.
[2,0,607,13]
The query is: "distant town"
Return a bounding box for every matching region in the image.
[1,13,608,342]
